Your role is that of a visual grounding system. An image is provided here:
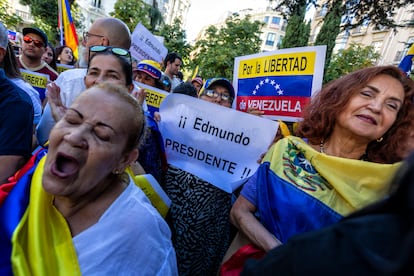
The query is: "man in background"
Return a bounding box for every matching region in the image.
[18,27,58,80]
[163,52,182,90]
[17,27,58,103]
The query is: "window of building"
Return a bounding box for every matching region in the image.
[271,17,281,25]
[265,33,276,46]
[394,38,414,62]
[352,18,369,35]
[92,0,101,8]
[372,41,383,54]
[264,16,269,24]
[281,19,287,31]
[394,51,404,62]
[373,24,387,32]
[317,3,328,17]
[277,35,283,48]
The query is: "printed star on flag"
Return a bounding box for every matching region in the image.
[250,78,285,96]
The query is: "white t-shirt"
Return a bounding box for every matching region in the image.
[73,179,178,275]
[171,76,182,90]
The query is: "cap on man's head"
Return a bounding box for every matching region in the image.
[0,22,9,50]
[199,77,235,98]
[22,27,48,46]
[191,76,203,86]
[136,60,162,79]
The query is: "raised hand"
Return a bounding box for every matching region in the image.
[47,82,67,122]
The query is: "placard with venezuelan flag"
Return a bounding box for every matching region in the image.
[58,0,79,59]
[233,46,326,122]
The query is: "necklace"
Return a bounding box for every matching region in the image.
[319,140,325,153]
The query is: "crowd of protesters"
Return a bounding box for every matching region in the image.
[1,16,414,276]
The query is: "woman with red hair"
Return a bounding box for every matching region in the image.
[223,66,414,274]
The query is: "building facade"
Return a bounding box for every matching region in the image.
[193,6,286,53]
[239,7,286,52]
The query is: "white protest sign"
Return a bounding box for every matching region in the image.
[130,22,168,63]
[159,94,279,193]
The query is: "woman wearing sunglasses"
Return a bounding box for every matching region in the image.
[47,45,133,124]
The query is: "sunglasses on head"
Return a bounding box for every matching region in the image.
[88,45,132,65]
[23,35,44,48]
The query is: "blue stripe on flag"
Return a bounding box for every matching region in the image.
[237,75,314,98]
[256,162,342,243]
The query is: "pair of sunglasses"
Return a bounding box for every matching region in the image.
[88,45,131,64]
[202,89,233,102]
[23,35,44,48]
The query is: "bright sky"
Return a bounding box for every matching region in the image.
[185,0,269,42]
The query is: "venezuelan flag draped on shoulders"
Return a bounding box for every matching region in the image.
[0,148,81,275]
[0,148,170,275]
[257,136,401,243]
[398,43,414,76]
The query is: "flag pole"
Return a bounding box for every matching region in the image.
[58,0,63,46]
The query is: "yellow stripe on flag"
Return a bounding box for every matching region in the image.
[126,167,171,218]
[11,156,81,275]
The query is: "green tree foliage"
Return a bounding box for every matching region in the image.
[342,0,414,29]
[271,0,414,28]
[314,0,342,69]
[324,43,380,83]
[155,18,192,66]
[0,0,23,28]
[275,0,413,77]
[18,0,82,45]
[280,2,310,49]
[192,14,263,80]
[110,0,162,33]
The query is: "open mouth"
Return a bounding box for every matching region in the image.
[52,153,80,178]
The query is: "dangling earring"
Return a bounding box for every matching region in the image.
[377,137,383,142]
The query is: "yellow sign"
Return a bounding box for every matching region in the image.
[145,89,167,108]
[21,71,48,88]
[56,63,74,74]
[237,51,316,78]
